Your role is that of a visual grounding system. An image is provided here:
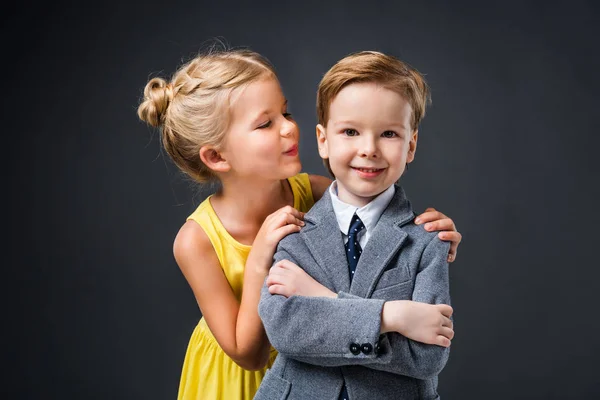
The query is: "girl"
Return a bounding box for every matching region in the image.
[137,48,462,400]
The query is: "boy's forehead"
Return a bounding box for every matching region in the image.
[330,82,408,105]
[327,82,413,124]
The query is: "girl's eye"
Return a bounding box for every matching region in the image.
[344,129,358,136]
[257,121,272,129]
[382,131,397,138]
[283,112,293,119]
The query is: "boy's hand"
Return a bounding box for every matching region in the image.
[248,206,305,273]
[414,207,462,263]
[381,300,454,347]
[266,260,336,298]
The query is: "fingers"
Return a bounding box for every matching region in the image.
[268,260,300,283]
[423,218,456,233]
[416,211,462,264]
[438,231,461,263]
[437,229,461,243]
[266,272,295,298]
[272,206,305,221]
[441,315,453,329]
[266,272,284,287]
[265,208,305,243]
[276,210,304,227]
[272,259,298,269]
[272,223,303,240]
[435,335,451,348]
[414,209,445,225]
[266,206,304,227]
[280,205,305,220]
[436,304,453,318]
[268,284,292,298]
[438,326,454,341]
[448,243,459,263]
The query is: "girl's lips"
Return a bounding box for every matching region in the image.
[283,145,298,156]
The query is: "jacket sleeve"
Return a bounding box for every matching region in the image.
[259,236,451,379]
[338,236,452,379]
[259,245,388,367]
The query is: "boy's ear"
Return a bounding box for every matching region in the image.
[199,146,231,173]
[316,124,329,159]
[406,130,418,164]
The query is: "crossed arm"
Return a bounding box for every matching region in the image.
[258,236,452,379]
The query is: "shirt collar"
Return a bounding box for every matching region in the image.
[329,181,396,235]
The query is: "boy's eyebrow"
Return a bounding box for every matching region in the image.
[330,119,409,130]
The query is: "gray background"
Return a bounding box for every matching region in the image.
[5,0,600,399]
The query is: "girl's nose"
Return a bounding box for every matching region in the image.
[280,118,297,137]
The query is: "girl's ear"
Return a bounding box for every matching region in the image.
[199,146,230,173]
[406,130,418,164]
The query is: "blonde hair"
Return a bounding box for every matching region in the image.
[137,49,277,183]
[316,51,431,177]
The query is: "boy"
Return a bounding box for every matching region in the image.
[256,51,453,400]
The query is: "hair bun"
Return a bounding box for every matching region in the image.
[137,77,174,127]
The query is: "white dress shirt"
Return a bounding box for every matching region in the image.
[329,181,396,248]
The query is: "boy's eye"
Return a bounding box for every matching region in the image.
[283,112,293,119]
[257,120,272,129]
[382,131,397,138]
[344,129,358,136]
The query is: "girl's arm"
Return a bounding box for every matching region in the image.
[173,205,304,371]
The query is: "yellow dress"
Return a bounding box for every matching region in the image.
[177,173,315,400]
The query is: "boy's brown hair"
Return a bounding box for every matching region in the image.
[316,51,431,177]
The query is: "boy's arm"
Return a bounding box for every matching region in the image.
[259,246,388,365]
[259,237,452,379]
[339,236,452,379]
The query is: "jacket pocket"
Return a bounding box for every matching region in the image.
[255,372,292,399]
[371,279,412,300]
[375,262,411,288]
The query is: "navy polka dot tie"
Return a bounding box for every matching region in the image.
[339,214,365,400]
[345,214,365,284]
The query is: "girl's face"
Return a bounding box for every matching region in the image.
[222,77,301,181]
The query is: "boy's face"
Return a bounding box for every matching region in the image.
[316,82,417,207]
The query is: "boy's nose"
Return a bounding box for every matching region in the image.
[358,137,378,158]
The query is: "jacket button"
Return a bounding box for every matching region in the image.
[374,340,382,355]
[349,342,361,355]
[361,343,373,354]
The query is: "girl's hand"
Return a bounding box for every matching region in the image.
[266,260,336,298]
[248,206,305,273]
[381,300,454,347]
[414,207,462,263]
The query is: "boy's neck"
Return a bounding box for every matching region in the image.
[334,181,395,209]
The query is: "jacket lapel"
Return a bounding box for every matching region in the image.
[350,186,415,298]
[301,190,351,293]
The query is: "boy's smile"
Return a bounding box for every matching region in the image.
[316,82,418,207]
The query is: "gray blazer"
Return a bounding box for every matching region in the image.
[256,185,451,400]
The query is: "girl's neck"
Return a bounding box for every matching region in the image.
[212,175,293,228]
